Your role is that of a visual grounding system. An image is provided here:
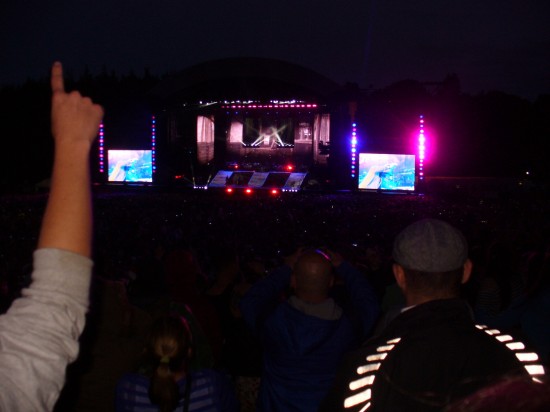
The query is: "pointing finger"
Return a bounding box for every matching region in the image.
[51,61,65,94]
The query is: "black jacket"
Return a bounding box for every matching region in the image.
[320,299,538,412]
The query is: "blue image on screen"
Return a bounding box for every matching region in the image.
[358,153,415,191]
[108,150,153,183]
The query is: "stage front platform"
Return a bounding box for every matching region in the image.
[208,170,308,192]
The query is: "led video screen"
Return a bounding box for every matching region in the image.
[358,153,415,191]
[108,149,153,183]
[243,117,294,147]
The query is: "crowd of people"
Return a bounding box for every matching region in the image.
[0,63,549,411]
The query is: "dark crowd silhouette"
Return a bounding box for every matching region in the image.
[1,182,549,411]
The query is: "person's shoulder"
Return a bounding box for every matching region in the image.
[116,372,149,390]
[190,368,235,393]
[190,368,228,382]
[191,368,217,377]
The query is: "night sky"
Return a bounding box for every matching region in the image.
[1,0,549,100]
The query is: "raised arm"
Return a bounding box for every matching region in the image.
[0,62,103,411]
[38,61,103,256]
[239,248,304,332]
[327,249,380,339]
[240,265,292,333]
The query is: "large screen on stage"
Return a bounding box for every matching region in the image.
[358,153,415,191]
[108,149,153,183]
[242,117,294,147]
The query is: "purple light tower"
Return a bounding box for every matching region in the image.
[418,115,426,181]
[98,123,105,174]
[351,123,357,179]
[151,116,156,176]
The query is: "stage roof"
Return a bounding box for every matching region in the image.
[149,57,344,105]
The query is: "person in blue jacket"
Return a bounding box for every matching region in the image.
[240,247,379,412]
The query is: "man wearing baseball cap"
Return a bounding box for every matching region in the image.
[320,218,545,412]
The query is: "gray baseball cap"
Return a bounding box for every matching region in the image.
[392,218,468,272]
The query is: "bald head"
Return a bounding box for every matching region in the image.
[292,250,334,302]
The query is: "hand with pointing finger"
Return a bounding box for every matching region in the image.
[50,61,103,146]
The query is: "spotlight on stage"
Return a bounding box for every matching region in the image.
[245,188,253,195]
[226,187,234,194]
[285,164,294,172]
[270,189,280,196]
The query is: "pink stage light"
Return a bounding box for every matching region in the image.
[350,122,358,179]
[418,115,427,181]
[224,102,318,111]
[98,122,105,174]
[151,115,157,176]
[226,188,234,194]
[245,188,253,195]
[270,189,279,195]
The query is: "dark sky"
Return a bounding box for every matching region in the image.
[1,0,549,100]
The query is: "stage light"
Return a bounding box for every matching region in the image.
[286,164,294,171]
[98,122,105,174]
[270,189,279,195]
[350,121,358,179]
[151,116,156,176]
[418,115,427,181]
[245,188,253,195]
[226,188,234,194]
